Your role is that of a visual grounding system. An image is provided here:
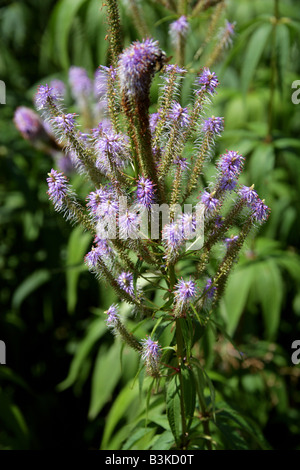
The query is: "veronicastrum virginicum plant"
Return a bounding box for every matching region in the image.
[30,0,270,450]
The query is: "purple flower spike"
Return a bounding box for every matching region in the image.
[136,176,156,209]
[197,67,219,96]
[50,79,66,97]
[117,272,134,296]
[201,190,219,215]
[119,210,141,239]
[14,107,43,140]
[219,150,244,179]
[84,246,103,270]
[35,84,58,110]
[53,113,77,132]
[169,15,190,44]
[222,20,236,47]
[141,336,161,375]
[162,221,184,253]
[204,278,217,299]
[149,112,160,134]
[203,116,224,136]
[118,38,166,99]
[95,130,130,173]
[46,169,69,208]
[224,235,239,248]
[174,278,197,306]
[69,66,92,99]
[219,176,237,192]
[169,102,190,128]
[174,156,189,171]
[239,185,258,204]
[251,197,270,223]
[94,65,116,100]
[105,304,120,328]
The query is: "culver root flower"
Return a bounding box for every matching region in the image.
[219,150,244,179]
[201,190,219,215]
[174,278,197,306]
[136,176,156,209]
[95,130,130,173]
[203,116,224,136]
[35,84,58,110]
[118,38,166,99]
[53,113,77,132]
[174,156,189,171]
[221,20,236,48]
[94,65,117,100]
[84,245,102,270]
[169,15,190,44]
[105,303,120,328]
[224,235,239,248]
[14,107,43,140]
[162,221,184,254]
[46,169,70,208]
[119,209,141,239]
[50,79,66,97]
[141,336,161,377]
[219,176,237,192]
[251,197,270,223]
[197,67,219,96]
[69,66,92,99]
[239,185,257,204]
[168,102,190,128]
[117,271,134,296]
[204,278,217,299]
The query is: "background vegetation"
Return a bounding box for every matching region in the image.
[0,0,299,449]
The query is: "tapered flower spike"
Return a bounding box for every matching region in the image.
[197,67,219,96]
[119,38,166,200]
[46,169,70,209]
[105,303,142,352]
[136,176,156,209]
[69,66,92,100]
[174,278,197,315]
[141,336,161,377]
[35,84,60,110]
[14,107,45,141]
[118,38,165,101]
[169,15,190,45]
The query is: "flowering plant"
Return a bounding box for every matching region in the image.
[14,0,270,450]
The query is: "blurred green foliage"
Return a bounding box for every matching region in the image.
[0,0,300,449]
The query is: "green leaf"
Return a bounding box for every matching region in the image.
[47,0,89,69]
[0,391,29,449]
[66,225,92,314]
[88,341,122,419]
[241,22,273,94]
[57,318,106,391]
[253,260,283,340]
[215,403,270,450]
[151,430,174,450]
[12,269,50,310]
[123,427,156,450]
[220,265,256,336]
[276,23,290,92]
[166,375,181,445]
[100,379,140,450]
[181,367,196,422]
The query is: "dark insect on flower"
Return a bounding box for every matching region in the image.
[154,50,169,73]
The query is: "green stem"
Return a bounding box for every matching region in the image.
[175,319,188,449]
